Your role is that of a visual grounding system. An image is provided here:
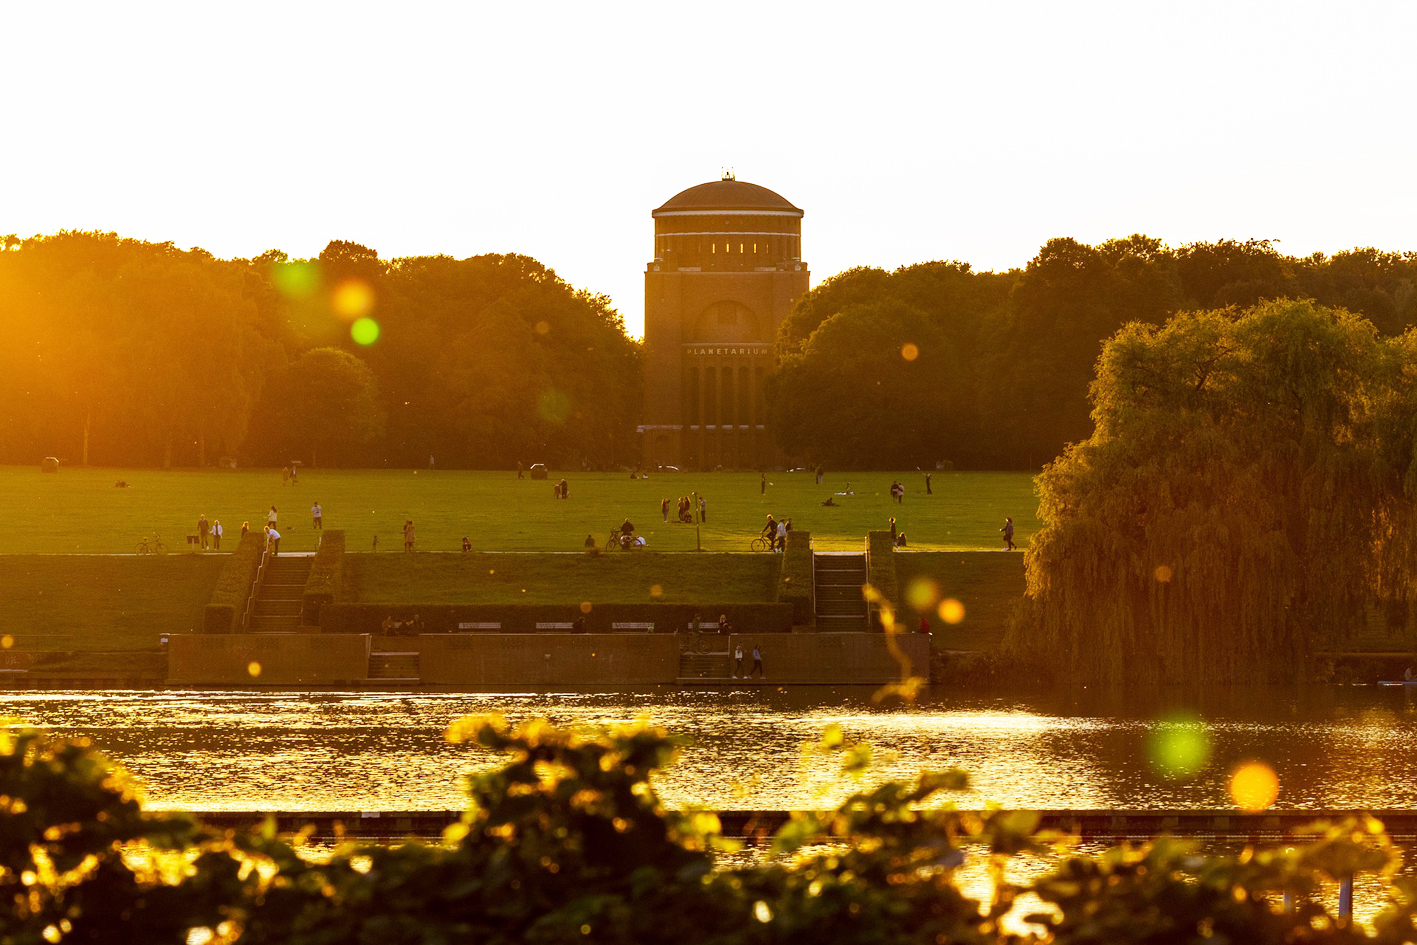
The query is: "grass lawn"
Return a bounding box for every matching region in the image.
[895,551,1026,651]
[0,555,223,650]
[3,466,1039,555]
[343,553,780,604]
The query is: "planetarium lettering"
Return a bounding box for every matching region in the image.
[687,345,772,356]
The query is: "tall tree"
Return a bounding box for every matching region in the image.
[1008,300,1417,684]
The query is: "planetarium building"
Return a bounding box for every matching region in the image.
[640,176,810,469]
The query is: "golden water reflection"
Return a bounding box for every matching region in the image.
[4,685,1417,815]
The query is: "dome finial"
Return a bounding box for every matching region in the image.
[721,167,736,181]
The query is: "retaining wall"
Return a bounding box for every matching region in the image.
[725,632,931,684]
[417,633,680,685]
[169,634,370,686]
[320,602,793,635]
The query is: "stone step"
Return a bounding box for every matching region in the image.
[254,601,301,615]
[816,600,869,617]
[677,653,731,679]
[247,616,302,632]
[816,615,870,632]
[816,585,864,601]
[369,653,420,680]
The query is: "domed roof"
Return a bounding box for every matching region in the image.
[654,179,802,215]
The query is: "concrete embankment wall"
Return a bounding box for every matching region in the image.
[164,632,927,687]
[169,634,370,686]
[418,633,681,685]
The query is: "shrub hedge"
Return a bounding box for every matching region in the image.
[301,529,344,626]
[202,532,264,633]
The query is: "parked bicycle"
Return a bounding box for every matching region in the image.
[135,534,167,555]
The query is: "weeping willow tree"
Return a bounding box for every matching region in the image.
[1008,299,1417,684]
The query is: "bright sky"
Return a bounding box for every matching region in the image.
[4,2,1414,338]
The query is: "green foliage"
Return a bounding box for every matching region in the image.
[770,238,1417,471]
[0,235,641,469]
[1010,300,1417,684]
[203,532,265,633]
[300,529,344,626]
[12,716,1417,943]
[0,726,245,943]
[246,348,385,467]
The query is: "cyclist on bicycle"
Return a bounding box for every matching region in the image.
[762,514,777,543]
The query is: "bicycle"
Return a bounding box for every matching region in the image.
[135,535,167,555]
[750,536,773,552]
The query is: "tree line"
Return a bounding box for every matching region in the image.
[769,238,1417,469]
[0,232,640,468]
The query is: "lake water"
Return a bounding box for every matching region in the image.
[4,684,1417,815]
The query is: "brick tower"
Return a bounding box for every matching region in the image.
[640,174,809,469]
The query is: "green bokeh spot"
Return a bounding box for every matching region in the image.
[537,388,571,424]
[1148,717,1210,779]
[351,318,380,346]
[271,261,319,299]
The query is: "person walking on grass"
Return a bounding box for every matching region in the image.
[661,497,670,522]
[760,471,766,495]
[924,471,932,495]
[211,520,223,551]
[198,514,209,550]
[1001,516,1016,551]
[750,642,764,679]
[267,506,278,528]
[698,495,707,523]
[775,519,787,553]
[311,502,322,530]
[404,519,416,552]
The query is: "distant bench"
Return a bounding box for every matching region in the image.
[535,621,575,631]
[457,621,502,631]
[611,621,655,632]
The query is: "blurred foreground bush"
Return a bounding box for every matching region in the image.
[2,719,1414,943]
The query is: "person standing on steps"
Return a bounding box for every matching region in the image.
[311,502,322,530]
[750,642,764,679]
[732,641,744,678]
[1001,517,1015,551]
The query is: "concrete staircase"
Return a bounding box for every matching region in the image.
[368,651,420,682]
[813,552,869,632]
[677,651,732,680]
[247,555,312,632]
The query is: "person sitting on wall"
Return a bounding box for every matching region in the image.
[381,615,396,634]
[896,532,907,548]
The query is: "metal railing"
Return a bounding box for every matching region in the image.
[240,544,271,631]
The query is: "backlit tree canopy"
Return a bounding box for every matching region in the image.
[0,233,640,468]
[1007,300,1417,685]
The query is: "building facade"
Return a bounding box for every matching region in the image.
[640,176,810,469]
